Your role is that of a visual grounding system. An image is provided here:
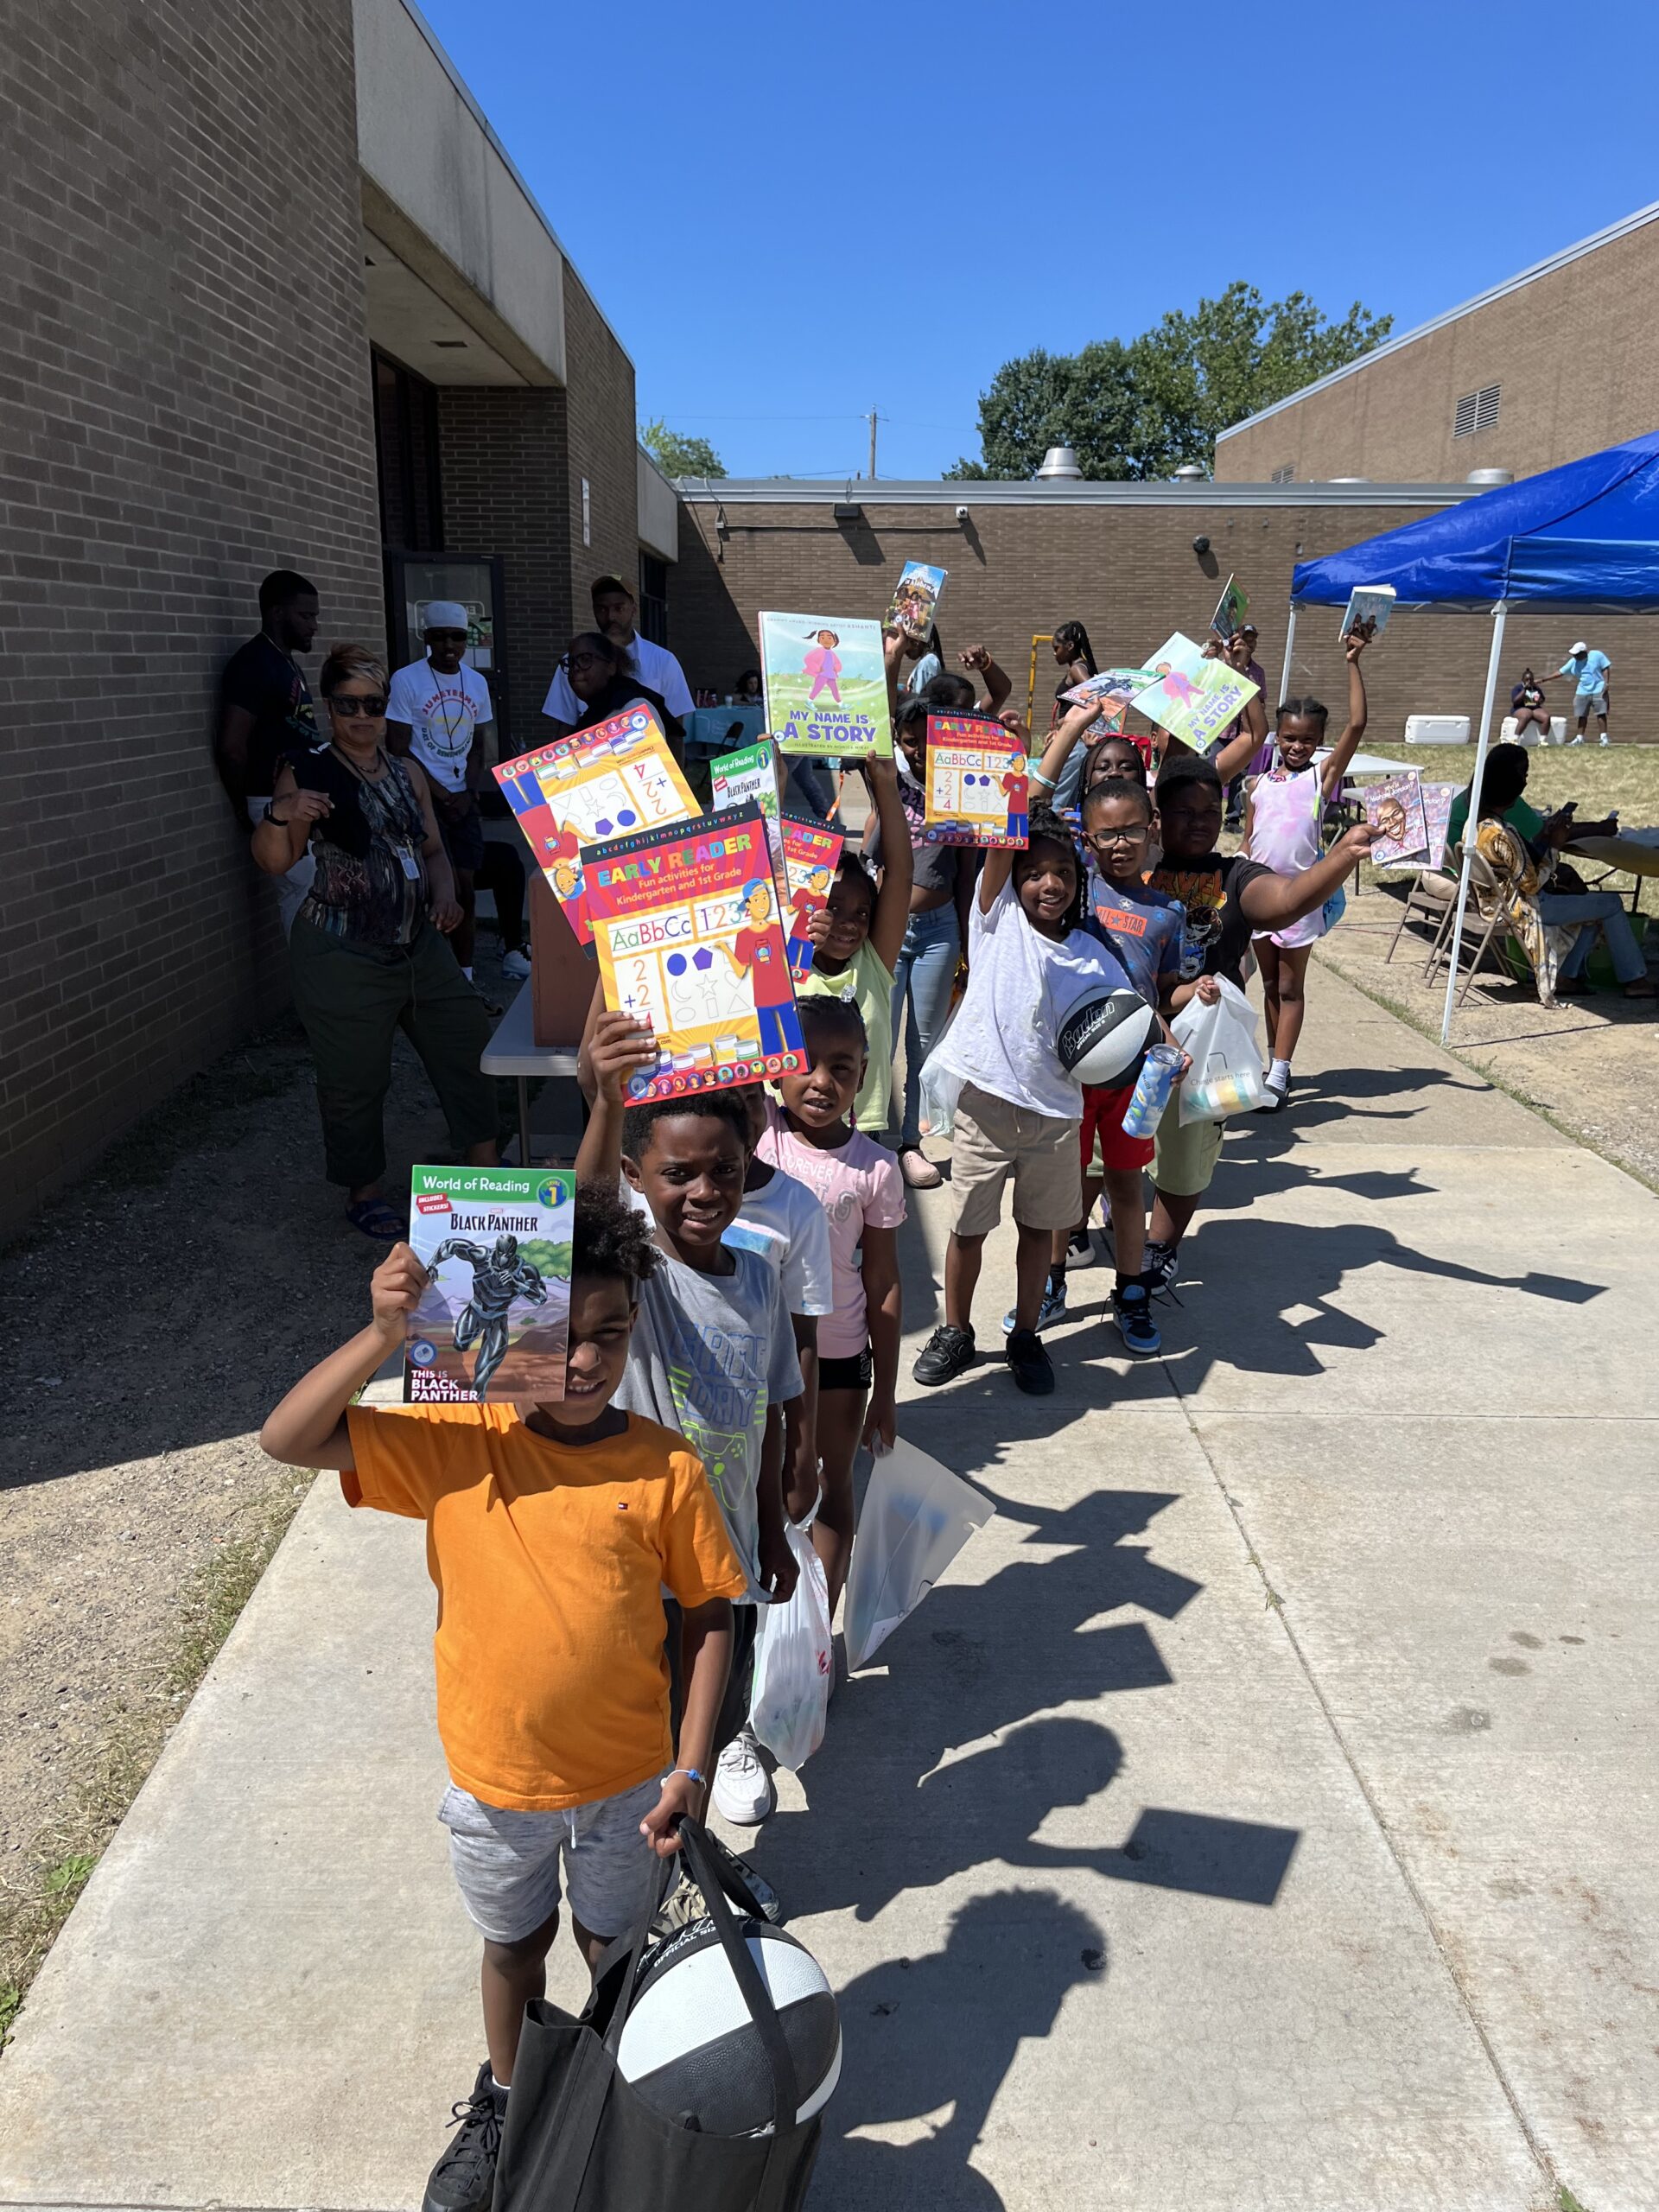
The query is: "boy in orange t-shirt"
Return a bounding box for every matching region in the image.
[260,1183,744,2212]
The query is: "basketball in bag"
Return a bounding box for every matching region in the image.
[617,1913,841,2133]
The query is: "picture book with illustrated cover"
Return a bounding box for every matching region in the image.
[583,804,806,1099]
[1211,575,1249,639]
[760,611,893,759]
[493,704,698,944]
[1130,634,1259,753]
[1421,782,1459,872]
[922,715,1031,848]
[886,561,947,636]
[776,812,844,974]
[1339,584,1396,640]
[404,1166,574,1402]
[1361,774,1430,867]
[710,736,783,861]
[1058,666,1160,734]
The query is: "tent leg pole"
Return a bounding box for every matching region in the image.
[1440,601,1509,1046]
[1280,604,1298,705]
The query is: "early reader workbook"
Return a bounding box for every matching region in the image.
[1130,635,1260,753]
[886,560,947,635]
[584,804,806,1099]
[1339,584,1396,640]
[760,611,893,759]
[776,812,844,974]
[405,1166,574,1403]
[922,715,1031,848]
[493,704,699,944]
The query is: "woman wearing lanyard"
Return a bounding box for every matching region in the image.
[252,644,500,1240]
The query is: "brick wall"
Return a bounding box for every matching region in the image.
[0,0,384,1242]
[1217,219,1659,485]
[560,270,639,619]
[437,386,569,753]
[673,494,1659,746]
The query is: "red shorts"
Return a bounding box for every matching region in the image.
[1079,1081,1155,1173]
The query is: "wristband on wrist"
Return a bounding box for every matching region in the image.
[673,1766,704,1785]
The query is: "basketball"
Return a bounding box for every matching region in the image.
[616,1913,842,2137]
[1056,987,1156,1087]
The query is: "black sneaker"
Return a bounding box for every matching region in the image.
[1112,1280,1161,1356]
[1067,1225,1092,1260]
[1005,1327,1054,1395]
[423,2062,506,2212]
[1142,1239,1180,1294]
[912,1323,976,1385]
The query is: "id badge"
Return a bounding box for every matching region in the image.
[397,848,422,880]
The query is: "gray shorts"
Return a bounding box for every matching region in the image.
[439,1777,664,1944]
[1574,690,1608,717]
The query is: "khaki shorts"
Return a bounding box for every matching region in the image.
[1151,1091,1224,1197]
[950,1083,1082,1237]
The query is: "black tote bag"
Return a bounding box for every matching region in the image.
[492,1821,823,2212]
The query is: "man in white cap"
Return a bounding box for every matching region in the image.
[387,604,515,988]
[1552,639,1611,745]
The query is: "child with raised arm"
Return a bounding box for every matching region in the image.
[756,997,906,1615]
[576,1014,802,1831]
[1242,626,1371,1109]
[258,1189,744,2212]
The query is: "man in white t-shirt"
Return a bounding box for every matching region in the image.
[386,602,501,983]
[541,574,694,732]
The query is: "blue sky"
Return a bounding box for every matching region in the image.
[416,0,1657,481]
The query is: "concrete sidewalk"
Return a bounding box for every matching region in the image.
[2,969,1655,2211]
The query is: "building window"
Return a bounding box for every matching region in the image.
[1454,383,1501,437]
[372,350,443,551]
[1270,463,1294,483]
[638,552,668,645]
[581,478,591,547]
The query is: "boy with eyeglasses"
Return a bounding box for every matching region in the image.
[387,603,501,987]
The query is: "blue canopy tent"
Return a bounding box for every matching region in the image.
[1287,429,1659,1039]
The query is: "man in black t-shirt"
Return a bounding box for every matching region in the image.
[218,569,321,933]
[1141,755,1376,1288]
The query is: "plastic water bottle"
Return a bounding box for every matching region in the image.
[1121,1045,1183,1138]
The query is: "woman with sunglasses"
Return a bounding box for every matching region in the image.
[253,644,500,1240]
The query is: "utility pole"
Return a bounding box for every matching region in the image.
[867,408,878,481]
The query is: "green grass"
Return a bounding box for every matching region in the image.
[0,1477,308,2052]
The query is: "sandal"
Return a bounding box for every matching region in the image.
[346,1198,405,1242]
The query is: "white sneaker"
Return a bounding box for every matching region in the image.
[1599,735,1611,747]
[1568,734,1586,746]
[500,948,531,980]
[712,1730,774,1825]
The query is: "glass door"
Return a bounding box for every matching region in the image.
[385,552,509,758]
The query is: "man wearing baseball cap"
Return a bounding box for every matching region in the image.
[386,603,505,988]
[1553,639,1611,745]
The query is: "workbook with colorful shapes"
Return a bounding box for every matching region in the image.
[583,804,806,1100]
[710,736,783,859]
[1211,574,1249,639]
[886,560,947,636]
[493,704,699,944]
[760,611,893,760]
[1129,634,1259,753]
[1339,583,1395,640]
[1361,774,1430,867]
[777,813,845,975]
[922,715,1031,849]
[404,1166,574,1403]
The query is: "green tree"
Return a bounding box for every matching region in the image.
[639,416,726,479]
[947,283,1392,480]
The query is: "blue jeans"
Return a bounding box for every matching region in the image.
[889,900,961,1147]
[1538,890,1645,982]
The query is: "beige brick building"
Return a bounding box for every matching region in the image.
[1216,203,1659,486]
[0,0,676,1237]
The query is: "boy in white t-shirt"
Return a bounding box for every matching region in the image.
[386,601,497,982]
[912,797,1131,1399]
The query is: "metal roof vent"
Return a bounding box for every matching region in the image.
[1465,467,1514,486]
[1172,464,1207,482]
[1035,444,1082,480]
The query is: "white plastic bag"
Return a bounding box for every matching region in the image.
[842,1438,995,1672]
[916,1007,964,1141]
[1172,976,1264,1123]
[747,1514,832,1771]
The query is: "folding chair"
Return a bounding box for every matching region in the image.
[1421,845,1517,1003]
[1384,867,1458,966]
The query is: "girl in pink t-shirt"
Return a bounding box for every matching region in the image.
[803,628,842,705]
[757,997,905,1614]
